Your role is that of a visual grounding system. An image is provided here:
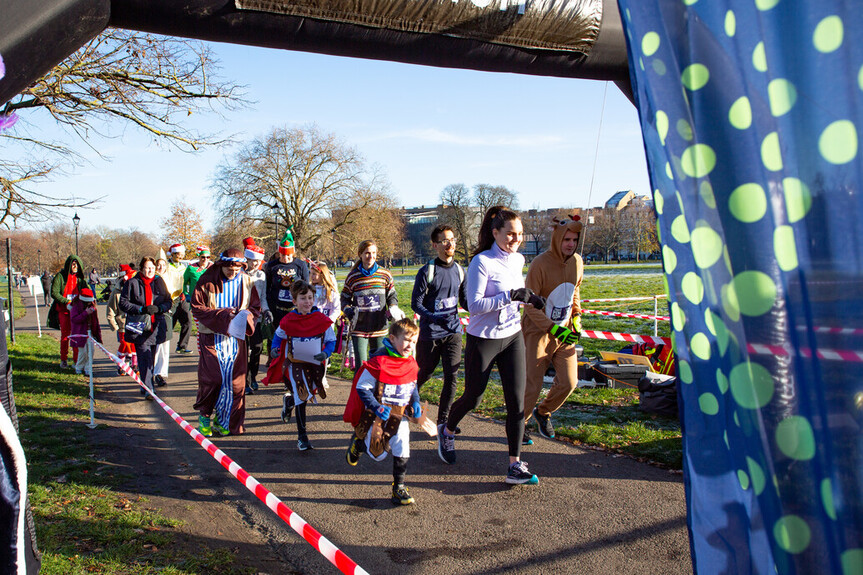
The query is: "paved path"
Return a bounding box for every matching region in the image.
[14,287,691,574]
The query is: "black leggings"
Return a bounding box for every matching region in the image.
[446,332,526,457]
[393,456,408,485]
[416,333,462,425]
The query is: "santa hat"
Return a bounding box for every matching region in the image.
[169,243,186,254]
[243,237,265,261]
[79,287,96,302]
[119,264,134,280]
[278,227,296,256]
[196,245,211,257]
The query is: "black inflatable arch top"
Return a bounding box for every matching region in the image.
[0,0,631,110]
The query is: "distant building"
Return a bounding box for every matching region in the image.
[605,190,636,210]
[402,205,441,261]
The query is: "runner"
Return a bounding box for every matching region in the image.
[242,238,268,394]
[264,228,309,353]
[167,243,193,354]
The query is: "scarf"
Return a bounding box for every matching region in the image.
[358,262,379,277]
[63,273,78,298]
[141,275,155,323]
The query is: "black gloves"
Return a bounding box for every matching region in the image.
[262,310,273,325]
[142,305,159,315]
[510,288,545,310]
[343,307,356,320]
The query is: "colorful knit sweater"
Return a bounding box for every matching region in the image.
[339,266,397,338]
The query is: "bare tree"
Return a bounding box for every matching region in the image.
[0,29,244,227]
[211,124,396,253]
[620,206,659,262]
[586,208,623,263]
[473,183,519,216]
[438,183,478,266]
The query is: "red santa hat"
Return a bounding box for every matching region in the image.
[79,287,96,302]
[243,237,265,261]
[169,243,186,254]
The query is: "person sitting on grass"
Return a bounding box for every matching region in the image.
[263,280,335,451]
[343,318,422,506]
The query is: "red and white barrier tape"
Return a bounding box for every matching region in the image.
[746,342,863,363]
[579,329,671,347]
[803,326,863,336]
[582,309,670,321]
[88,338,370,575]
[581,295,666,303]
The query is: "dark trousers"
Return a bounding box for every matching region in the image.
[446,332,526,457]
[172,300,191,350]
[416,334,462,425]
[137,343,155,392]
[393,456,408,485]
[247,322,263,385]
[352,335,384,367]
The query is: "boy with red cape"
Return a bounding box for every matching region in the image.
[343,318,423,505]
[262,280,335,451]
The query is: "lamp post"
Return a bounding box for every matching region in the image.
[72,212,80,255]
[37,249,41,274]
[330,227,336,268]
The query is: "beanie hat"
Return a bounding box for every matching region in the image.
[79,287,96,302]
[278,227,296,256]
[196,245,211,257]
[169,243,186,254]
[243,237,265,261]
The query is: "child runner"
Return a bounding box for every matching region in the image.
[69,287,102,376]
[264,280,335,451]
[343,318,422,505]
[106,264,138,375]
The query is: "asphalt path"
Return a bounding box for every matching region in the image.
[14,287,691,574]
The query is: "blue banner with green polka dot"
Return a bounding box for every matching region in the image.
[617,1,862,573]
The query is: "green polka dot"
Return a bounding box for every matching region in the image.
[663,246,677,275]
[746,456,766,494]
[819,120,858,164]
[704,309,716,335]
[652,59,667,76]
[656,221,662,244]
[699,181,716,209]
[774,515,811,554]
[691,226,723,268]
[756,0,780,10]
[859,65,863,91]
[733,411,740,427]
[671,215,691,243]
[813,15,843,53]
[681,144,716,178]
[729,96,752,130]
[730,361,774,409]
[656,110,669,145]
[737,469,750,490]
[732,271,776,316]
[729,183,767,222]
[783,177,812,222]
[716,368,729,393]
[671,302,686,331]
[721,282,741,322]
[681,64,710,91]
[676,119,693,141]
[723,431,729,448]
[683,0,698,5]
[821,478,836,520]
[642,32,661,56]
[768,78,797,117]
[679,360,693,383]
[682,272,704,304]
[699,392,719,414]
[776,416,816,460]
[654,189,664,214]
[841,549,863,575]
[774,226,798,272]
[639,57,645,71]
[753,42,767,72]
[691,333,711,360]
[761,132,783,171]
[713,313,731,355]
[725,10,736,37]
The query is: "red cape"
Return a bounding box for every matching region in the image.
[342,353,419,427]
[261,311,332,385]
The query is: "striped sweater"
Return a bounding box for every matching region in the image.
[340,266,398,337]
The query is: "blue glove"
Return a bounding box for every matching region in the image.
[376,405,391,421]
[410,400,422,418]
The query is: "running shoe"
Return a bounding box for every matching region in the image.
[533,407,555,439]
[212,416,230,436]
[198,415,213,437]
[60,361,69,369]
[505,461,539,485]
[346,435,364,466]
[176,347,193,354]
[297,435,313,451]
[391,483,415,505]
[522,428,534,446]
[249,379,259,392]
[437,424,456,464]
[154,374,167,388]
[245,384,255,395]
[281,393,294,422]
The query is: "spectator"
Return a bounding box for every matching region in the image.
[47,255,87,368]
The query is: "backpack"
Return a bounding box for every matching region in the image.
[425,259,464,290]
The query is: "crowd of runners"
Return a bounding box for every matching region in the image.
[45,205,586,505]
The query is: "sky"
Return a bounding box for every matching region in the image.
[20,39,650,236]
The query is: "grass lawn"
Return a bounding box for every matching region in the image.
[331,262,682,469]
[11,333,254,574]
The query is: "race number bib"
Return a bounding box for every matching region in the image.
[382,383,414,406]
[498,303,520,327]
[550,306,569,322]
[357,294,382,312]
[434,296,458,313]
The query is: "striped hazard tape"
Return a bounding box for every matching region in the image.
[89,338,370,575]
[582,309,670,321]
[579,329,671,346]
[581,295,666,303]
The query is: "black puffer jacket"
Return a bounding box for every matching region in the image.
[119,275,172,346]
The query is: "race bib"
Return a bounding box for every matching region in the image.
[278,288,293,303]
[550,306,570,322]
[498,303,520,327]
[382,383,414,406]
[435,296,458,313]
[357,294,382,312]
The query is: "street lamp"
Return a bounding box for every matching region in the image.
[72,212,80,255]
[330,228,336,267]
[37,249,41,273]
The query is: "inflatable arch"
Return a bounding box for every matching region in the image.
[1,1,861,574]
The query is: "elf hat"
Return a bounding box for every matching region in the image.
[169,243,186,254]
[278,227,296,256]
[79,288,96,302]
[196,245,211,257]
[243,237,265,261]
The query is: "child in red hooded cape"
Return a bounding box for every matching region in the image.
[263,280,335,451]
[343,318,421,505]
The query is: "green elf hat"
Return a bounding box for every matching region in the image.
[278,226,296,256]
